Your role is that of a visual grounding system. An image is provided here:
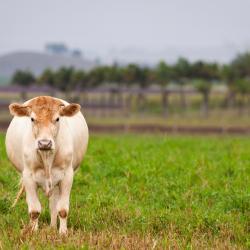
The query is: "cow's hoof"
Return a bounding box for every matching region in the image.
[59,227,68,235]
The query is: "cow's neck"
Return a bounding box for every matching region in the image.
[38,150,55,196]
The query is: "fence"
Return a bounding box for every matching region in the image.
[1,85,250,134]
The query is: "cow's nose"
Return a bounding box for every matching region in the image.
[38,139,52,150]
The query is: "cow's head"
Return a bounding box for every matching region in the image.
[9,96,80,151]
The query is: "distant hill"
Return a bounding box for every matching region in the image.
[0,51,96,78]
[0,75,10,86]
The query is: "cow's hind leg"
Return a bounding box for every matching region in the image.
[57,167,73,234]
[23,170,41,231]
[49,186,60,228]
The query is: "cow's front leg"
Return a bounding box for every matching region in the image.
[49,185,59,228]
[57,167,73,234]
[23,169,41,231]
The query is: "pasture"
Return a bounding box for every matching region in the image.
[0,134,249,249]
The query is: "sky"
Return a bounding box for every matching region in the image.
[1,0,250,63]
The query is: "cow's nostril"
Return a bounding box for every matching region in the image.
[38,139,52,150]
[47,140,52,148]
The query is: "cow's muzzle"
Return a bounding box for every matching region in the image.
[38,139,52,150]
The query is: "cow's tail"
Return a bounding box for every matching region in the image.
[12,179,25,208]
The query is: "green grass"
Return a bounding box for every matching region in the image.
[0,134,249,249]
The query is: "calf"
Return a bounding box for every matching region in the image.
[5,96,89,234]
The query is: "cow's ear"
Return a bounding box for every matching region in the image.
[60,103,81,117]
[9,103,31,116]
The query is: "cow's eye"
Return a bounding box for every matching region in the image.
[56,117,60,122]
[31,117,35,122]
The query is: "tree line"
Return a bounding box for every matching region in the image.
[11,52,250,116]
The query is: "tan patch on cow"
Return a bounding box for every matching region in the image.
[59,209,67,218]
[28,96,64,123]
[9,103,31,116]
[29,211,40,220]
[59,103,80,116]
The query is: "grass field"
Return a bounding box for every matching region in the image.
[0,134,249,249]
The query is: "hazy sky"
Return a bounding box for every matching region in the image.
[1,0,250,62]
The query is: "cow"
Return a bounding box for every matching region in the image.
[5,96,89,234]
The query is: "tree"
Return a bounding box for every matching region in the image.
[102,65,123,106]
[120,64,142,113]
[38,68,56,96]
[191,61,219,80]
[191,61,219,116]
[12,70,35,87]
[70,70,86,89]
[39,68,55,86]
[231,52,250,78]
[103,64,122,85]
[70,70,86,102]
[121,64,141,86]
[155,61,175,117]
[12,70,35,100]
[194,79,212,117]
[222,52,250,108]
[54,67,74,99]
[174,57,191,111]
[136,67,151,111]
[86,66,105,88]
[234,78,250,115]
[221,64,237,108]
